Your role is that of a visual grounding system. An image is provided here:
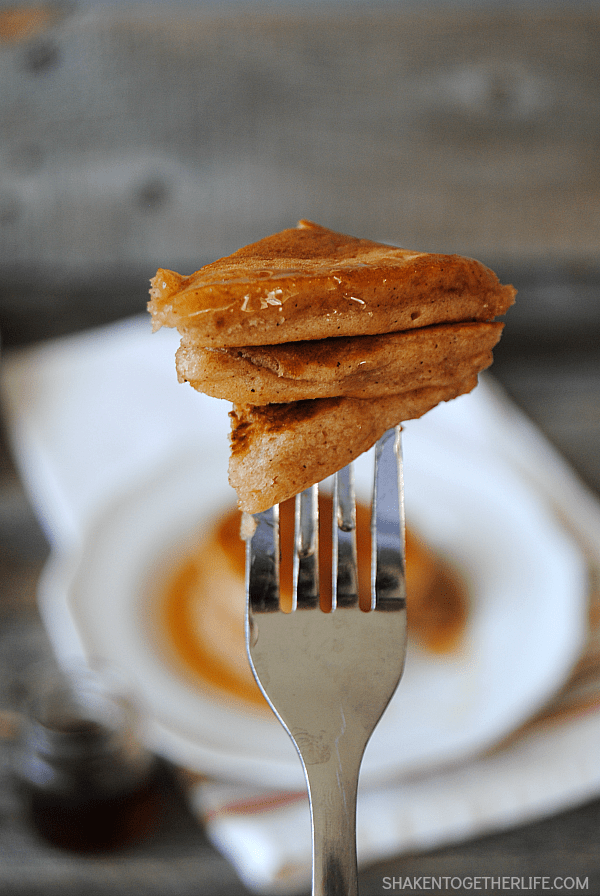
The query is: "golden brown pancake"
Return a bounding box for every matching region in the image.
[176,321,502,405]
[149,220,515,347]
[228,379,478,513]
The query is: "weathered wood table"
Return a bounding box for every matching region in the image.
[1,4,600,894]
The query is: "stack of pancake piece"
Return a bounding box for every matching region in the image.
[149,220,515,512]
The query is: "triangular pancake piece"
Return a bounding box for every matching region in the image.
[149,220,515,347]
[176,321,503,405]
[228,378,478,513]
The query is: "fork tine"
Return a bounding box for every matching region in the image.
[371,425,407,611]
[293,484,320,609]
[332,463,359,609]
[246,505,280,613]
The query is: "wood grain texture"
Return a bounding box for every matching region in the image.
[0,4,600,892]
[0,4,599,277]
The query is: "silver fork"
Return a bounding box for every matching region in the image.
[245,426,407,896]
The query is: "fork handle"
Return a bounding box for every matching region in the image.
[303,750,363,896]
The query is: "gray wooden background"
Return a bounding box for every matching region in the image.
[0,2,599,345]
[1,3,600,895]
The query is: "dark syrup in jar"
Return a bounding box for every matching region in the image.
[17,670,163,852]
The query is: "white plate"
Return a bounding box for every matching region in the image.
[38,403,588,789]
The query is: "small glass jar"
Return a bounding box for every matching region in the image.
[16,664,163,852]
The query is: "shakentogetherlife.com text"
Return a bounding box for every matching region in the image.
[381,876,589,893]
